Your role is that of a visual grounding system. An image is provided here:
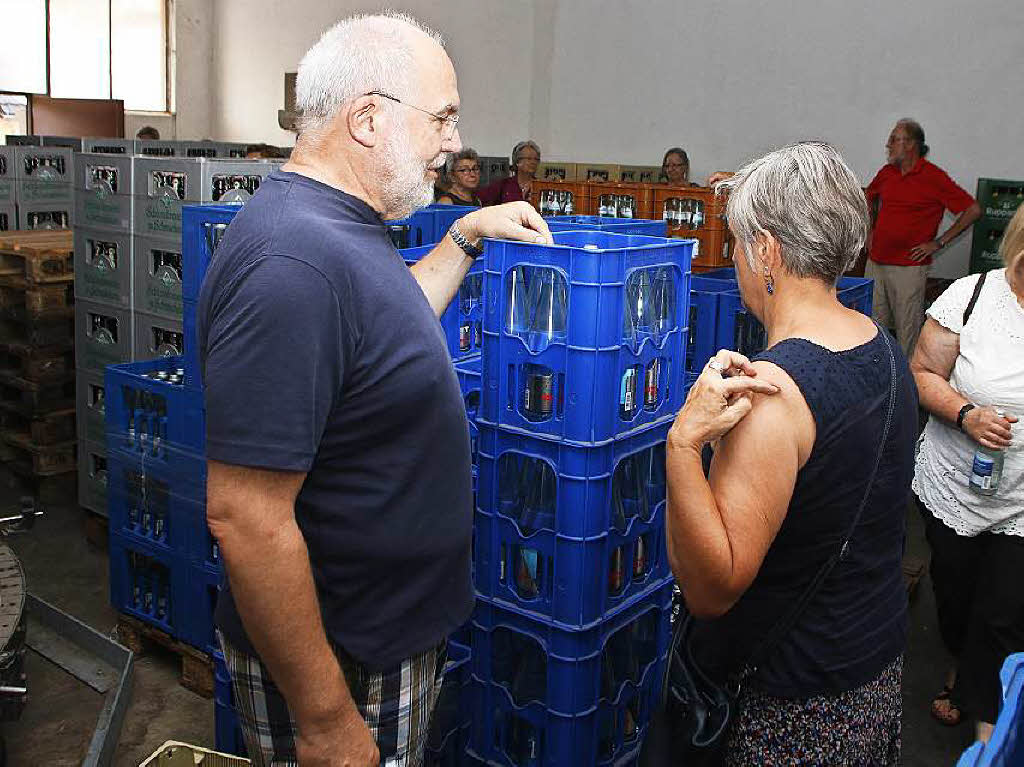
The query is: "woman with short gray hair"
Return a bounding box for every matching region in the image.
[436,148,482,206]
[663,142,917,764]
[479,140,541,205]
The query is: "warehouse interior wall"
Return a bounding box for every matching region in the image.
[176,0,1024,278]
[205,0,536,156]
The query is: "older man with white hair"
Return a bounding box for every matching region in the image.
[198,12,552,767]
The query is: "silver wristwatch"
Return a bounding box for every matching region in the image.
[448,221,483,258]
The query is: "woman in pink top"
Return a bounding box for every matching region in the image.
[479,140,541,205]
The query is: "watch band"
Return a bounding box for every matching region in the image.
[448,221,483,258]
[957,403,975,431]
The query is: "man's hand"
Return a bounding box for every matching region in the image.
[295,707,380,767]
[909,239,941,261]
[707,171,735,187]
[459,202,554,247]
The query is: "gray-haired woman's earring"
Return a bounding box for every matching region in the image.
[764,266,775,295]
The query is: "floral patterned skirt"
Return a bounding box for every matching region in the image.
[725,656,903,766]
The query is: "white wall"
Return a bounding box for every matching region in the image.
[535,0,1024,277]
[206,0,536,154]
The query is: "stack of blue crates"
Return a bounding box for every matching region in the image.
[686,267,874,387]
[104,353,216,653]
[956,653,1024,766]
[469,229,693,765]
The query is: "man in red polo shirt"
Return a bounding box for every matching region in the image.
[865,118,980,354]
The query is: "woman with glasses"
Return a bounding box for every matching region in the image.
[661,147,697,186]
[479,140,541,205]
[436,149,482,206]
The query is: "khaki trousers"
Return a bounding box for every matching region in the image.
[865,260,929,356]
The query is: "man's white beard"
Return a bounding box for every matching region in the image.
[377,124,443,219]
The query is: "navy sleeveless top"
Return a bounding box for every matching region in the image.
[692,328,918,698]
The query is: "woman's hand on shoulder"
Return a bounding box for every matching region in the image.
[668,349,780,453]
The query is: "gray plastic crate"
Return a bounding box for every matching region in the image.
[76,370,107,446]
[75,189,132,232]
[78,440,109,517]
[18,203,73,231]
[136,139,181,158]
[73,226,133,307]
[40,136,84,151]
[0,146,14,203]
[76,299,133,374]
[180,141,222,158]
[133,235,183,320]
[133,310,184,361]
[218,141,251,159]
[83,137,138,155]
[14,146,74,181]
[76,153,134,195]
[5,135,41,146]
[0,203,14,232]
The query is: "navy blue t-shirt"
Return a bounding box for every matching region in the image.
[197,170,474,671]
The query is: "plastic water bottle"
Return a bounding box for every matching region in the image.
[527,268,567,352]
[970,408,1008,495]
[650,267,675,343]
[506,266,531,336]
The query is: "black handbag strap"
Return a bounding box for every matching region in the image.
[737,323,899,682]
[962,270,988,327]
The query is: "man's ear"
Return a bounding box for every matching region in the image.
[347,95,381,149]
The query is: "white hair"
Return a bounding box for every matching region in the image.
[295,11,444,135]
[716,142,869,284]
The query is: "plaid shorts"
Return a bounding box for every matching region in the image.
[219,631,447,767]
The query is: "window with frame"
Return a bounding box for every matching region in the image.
[0,0,169,113]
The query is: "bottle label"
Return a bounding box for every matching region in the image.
[620,369,636,410]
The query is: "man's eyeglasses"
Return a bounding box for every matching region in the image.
[365,91,460,140]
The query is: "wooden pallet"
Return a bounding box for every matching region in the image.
[0,404,76,445]
[0,316,75,348]
[0,343,74,382]
[0,282,75,322]
[0,231,74,286]
[0,430,76,475]
[5,460,77,504]
[116,614,214,698]
[0,371,75,414]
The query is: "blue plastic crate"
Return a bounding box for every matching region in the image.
[182,299,200,389]
[837,276,873,316]
[467,587,671,764]
[105,356,205,455]
[404,245,485,362]
[956,653,1024,767]
[214,651,248,758]
[475,421,668,541]
[181,561,222,655]
[182,204,241,304]
[427,203,479,243]
[384,207,436,250]
[687,276,739,374]
[543,216,667,237]
[106,448,213,567]
[481,231,691,445]
[426,639,472,765]
[109,532,190,639]
[469,579,672,717]
[474,503,668,630]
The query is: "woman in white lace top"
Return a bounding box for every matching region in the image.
[910,202,1024,743]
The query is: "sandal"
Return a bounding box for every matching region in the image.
[931,685,963,726]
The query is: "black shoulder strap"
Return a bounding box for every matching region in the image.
[738,324,899,681]
[962,271,988,327]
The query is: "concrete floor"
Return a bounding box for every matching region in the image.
[0,467,977,766]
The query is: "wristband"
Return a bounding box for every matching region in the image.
[957,403,975,431]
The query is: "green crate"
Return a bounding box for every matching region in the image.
[976,178,1024,222]
[970,217,1006,274]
